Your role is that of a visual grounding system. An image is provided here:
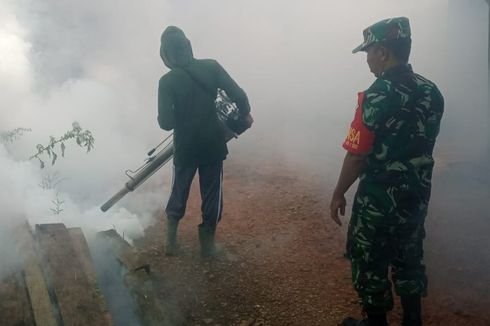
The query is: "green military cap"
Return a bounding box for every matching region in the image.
[352,17,411,53]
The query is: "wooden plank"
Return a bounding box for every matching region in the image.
[68,228,113,325]
[36,223,111,326]
[0,273,36,326]
[15,222,58,326]
[15,272,37,326]
[97,229,146,271]
[97,229,166,325]
[68,228,99,283]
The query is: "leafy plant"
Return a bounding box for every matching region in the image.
[39,171,67,190]
[2,123,95,216]
[29,122,95,168]
[0,128,31,143]
[50,192,65,215]
[39,172,69,215]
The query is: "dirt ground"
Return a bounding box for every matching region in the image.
[1,153,488,326]
[137,156,490,326]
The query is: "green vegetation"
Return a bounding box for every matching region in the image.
[0,128,31,143]
[29,122,95,168]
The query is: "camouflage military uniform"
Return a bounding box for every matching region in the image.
[347,64,444,312]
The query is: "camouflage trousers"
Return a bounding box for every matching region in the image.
[347,187,428,313]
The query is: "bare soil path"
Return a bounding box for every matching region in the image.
[138,157,490,326]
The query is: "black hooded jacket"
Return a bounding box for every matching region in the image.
[158,26,250,167]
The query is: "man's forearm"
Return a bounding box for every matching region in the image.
[333,152,366,196]
[157,114,174,131]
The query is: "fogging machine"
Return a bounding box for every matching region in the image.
[100,89,251,212]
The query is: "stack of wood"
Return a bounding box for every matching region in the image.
[0,223,165,326]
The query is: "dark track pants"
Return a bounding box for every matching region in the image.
[165,161,224,228]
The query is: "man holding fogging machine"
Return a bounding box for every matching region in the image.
[158,26,252,258]
[329,18,444,326]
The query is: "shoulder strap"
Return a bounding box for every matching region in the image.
[180,68,216,98]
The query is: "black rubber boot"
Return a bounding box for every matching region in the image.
[342,317,370,326]
[198,225,220,258]
[401,295,422,326]
[164,217,179,256]
[342,313,388,326]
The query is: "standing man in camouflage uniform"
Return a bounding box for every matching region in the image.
[329,17,444,326]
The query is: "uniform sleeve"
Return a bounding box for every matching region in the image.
[361,86,390,132]
[343,92,375,155]
[215,61,251,116]
[157,77,175,131]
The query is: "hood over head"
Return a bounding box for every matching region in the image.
[160,26,194,69]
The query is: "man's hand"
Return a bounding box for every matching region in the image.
[329,193,346,226]
[329,152,365,226]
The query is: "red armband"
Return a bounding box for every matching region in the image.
[342,92,375,155]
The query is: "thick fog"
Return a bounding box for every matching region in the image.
[0,0,488,304]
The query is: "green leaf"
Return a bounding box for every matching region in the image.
[29,121,95,168]
[0,128,31,144]
[72,121,81,133]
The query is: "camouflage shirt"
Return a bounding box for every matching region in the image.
[359,64,444,207]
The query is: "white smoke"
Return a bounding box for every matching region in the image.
[0,0,488,306]
[0,0,173,278]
